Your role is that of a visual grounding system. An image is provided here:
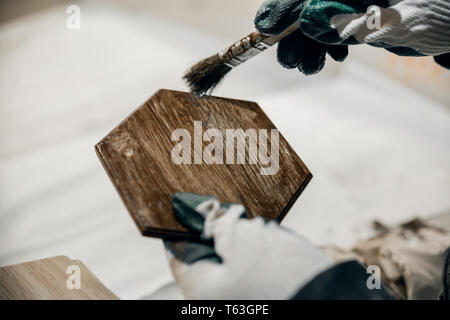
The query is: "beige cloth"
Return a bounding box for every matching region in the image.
[326,214,450,299]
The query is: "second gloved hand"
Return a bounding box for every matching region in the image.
[165,193,334,300]
[255,0,450,72]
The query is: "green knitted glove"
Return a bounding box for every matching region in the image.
[255,0,349,75]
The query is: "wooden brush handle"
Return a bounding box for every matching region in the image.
[261,21,300,45]
[220,21,299,67]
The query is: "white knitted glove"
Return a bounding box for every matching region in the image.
[325,0,450,56]
[165,196,334,300]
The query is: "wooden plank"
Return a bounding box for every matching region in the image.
[96,89,312,240]
[0,256,118,300]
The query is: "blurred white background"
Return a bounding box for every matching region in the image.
[0,0,449,299]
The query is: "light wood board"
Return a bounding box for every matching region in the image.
[0,256,118,300]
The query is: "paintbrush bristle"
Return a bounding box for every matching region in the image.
[183,54,231,96]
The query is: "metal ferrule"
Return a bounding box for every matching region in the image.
[219,31,271,68]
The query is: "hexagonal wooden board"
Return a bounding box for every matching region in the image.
[95,89,312,241]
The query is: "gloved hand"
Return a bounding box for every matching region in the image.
[255,0,450,73]
[164,193,334,299]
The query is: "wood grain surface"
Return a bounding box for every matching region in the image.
[0,256,118,300]
[95,89,312,240]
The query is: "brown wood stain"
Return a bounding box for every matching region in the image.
[95,89,312,240]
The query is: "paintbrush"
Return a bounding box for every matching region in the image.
[183,22,299,96]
